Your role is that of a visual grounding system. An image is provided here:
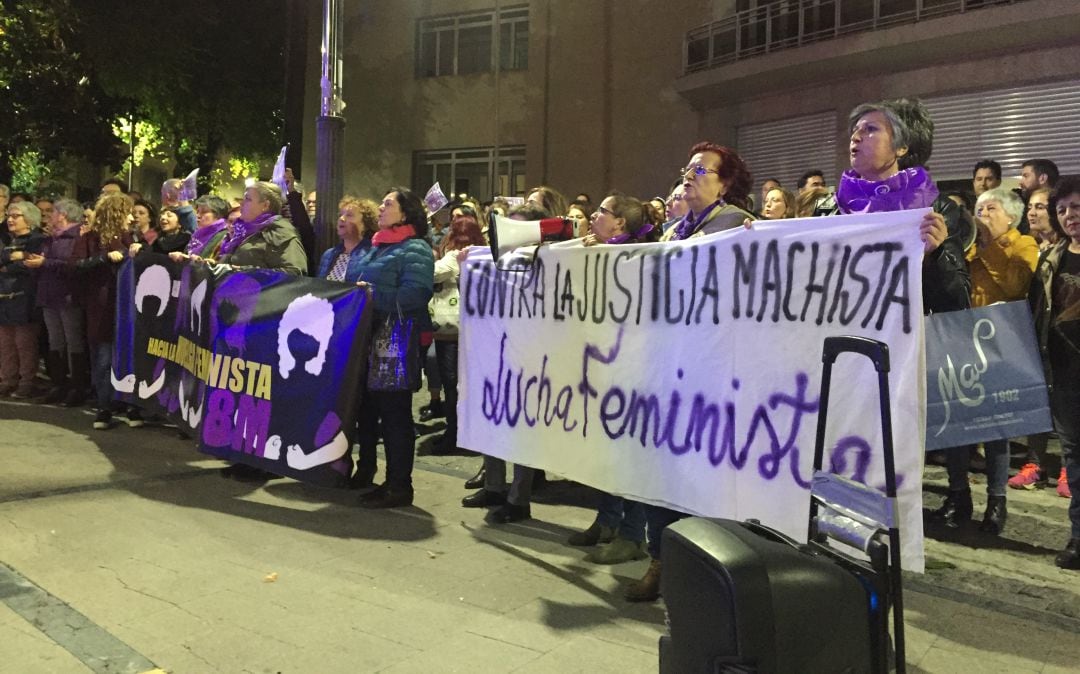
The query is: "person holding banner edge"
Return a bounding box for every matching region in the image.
[174,181,308,481]
[462,202,549,523]
[354,188,434,508]
[629,141,756,602]
[181,182,308,277]
[568,194,658,565]
[1030,177,1080,570]
[931,187,1038,533]
[815,98,969,313]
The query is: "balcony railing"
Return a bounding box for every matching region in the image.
[684,0,1027,74]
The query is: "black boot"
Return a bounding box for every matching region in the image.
[464,466,485,490]
[979,495,1007,535]
[62,352,90,407]
[418,400,445,422]
[1056,538,1080,570]
[41,350,68,404]
[930,488,972,528]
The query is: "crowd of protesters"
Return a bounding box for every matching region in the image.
[2,96,1078,606]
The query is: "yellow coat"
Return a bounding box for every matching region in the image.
[965,228,1039,307]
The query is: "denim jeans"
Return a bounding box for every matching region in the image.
[945,439,1010,497]
[1051,386,1080,539]
[89,342,114,410]
[595,493,646,543]
[356,390,415,489]
[645,504,689,560]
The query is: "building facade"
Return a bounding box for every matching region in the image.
[299,0,1080,208]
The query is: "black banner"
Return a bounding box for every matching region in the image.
[113,255,372,487]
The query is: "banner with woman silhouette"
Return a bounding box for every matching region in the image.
[113,255,372,487]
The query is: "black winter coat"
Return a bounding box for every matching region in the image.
[814,194,971,314]
[0,230,47,324]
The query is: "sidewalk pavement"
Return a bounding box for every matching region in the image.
[1,398,1078,673]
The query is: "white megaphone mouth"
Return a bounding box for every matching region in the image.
[489,213,574,270]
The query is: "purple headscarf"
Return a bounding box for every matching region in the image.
[218,211,277,256]
[836,166,939,214]
[186,218,227,255]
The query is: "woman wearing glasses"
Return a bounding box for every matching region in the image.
[660,142,756,242]
[629,141,755,601]
[0,202,47,398]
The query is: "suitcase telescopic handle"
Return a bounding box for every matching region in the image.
[821,336,890,373]
[812,335,905,674]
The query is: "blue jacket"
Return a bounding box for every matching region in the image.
[173,205,198,234]
[355,238,434,329]
[317,239,373,282]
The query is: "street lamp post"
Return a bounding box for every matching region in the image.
[315,0,345,256]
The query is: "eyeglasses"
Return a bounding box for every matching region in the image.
[596,205,615,217]
[680,165,720,178]
[6,212,24,219]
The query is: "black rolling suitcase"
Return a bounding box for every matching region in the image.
[659,336,906,674]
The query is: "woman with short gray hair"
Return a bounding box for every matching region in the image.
[815,97,970,314]
[1,201,48,397]
[936,185,1039,534]
[22,197,93,405]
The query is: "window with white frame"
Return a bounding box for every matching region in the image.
[416,6,529,78]
[413,146,527,201]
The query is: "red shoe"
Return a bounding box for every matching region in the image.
[1058,467,1072,499]
[1007,463,1044,490]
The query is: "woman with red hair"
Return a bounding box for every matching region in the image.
[428,205,486,455]
[660,141,756,241]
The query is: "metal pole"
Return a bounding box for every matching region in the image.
[315,0,345,257]
[128,111,135,190]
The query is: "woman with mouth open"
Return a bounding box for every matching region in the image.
[816,98,970,314]
[812,98,974,531]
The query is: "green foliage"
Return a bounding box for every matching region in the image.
[209,154,263,192]
[74,0,288,189]
[111,118,167,173]
[0,0,289,190]
[0,0,126,183]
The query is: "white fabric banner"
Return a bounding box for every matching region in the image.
[459,210,928,571]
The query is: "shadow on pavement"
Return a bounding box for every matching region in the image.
[462,522,667,630]
[1,401,438,544]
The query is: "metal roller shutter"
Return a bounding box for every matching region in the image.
[924,79,1080,181]
[736,110,838,193]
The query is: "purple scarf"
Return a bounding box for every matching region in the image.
[672,200,724,241]
[607,222,656,245]
[218,211,278,256]
[186,218,227,255]
[836,167,939,214]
